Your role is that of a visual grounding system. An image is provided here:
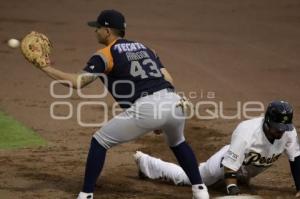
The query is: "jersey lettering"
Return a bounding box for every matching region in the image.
[126,51,150,61]
[114,42,147,53]
[243,151,281,167]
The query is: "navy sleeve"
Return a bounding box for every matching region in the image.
[290,155,300,191]
[83,55,106,74]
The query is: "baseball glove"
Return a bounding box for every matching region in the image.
[21,31,52,68]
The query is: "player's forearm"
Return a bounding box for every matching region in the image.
[225,175,237,185]
[224,167,238,186]
[224,166,240,195]
[290,156,300,191]
[41,66,79,88]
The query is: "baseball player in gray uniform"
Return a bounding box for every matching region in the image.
[36,9,209,199]
[134,100,300,197]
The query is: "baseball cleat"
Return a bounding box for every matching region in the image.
[77,192,93,199]
[133,151,144,162]
[192,184,210,199]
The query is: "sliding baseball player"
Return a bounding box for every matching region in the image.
[134,100,300,197]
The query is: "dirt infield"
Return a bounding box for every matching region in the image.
[1,0,300,198]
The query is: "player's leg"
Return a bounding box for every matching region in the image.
[162,92,209,199]
[134,151,191,185]
[79,110,151,197]
[80,137,106,196]
[134,145,231,187]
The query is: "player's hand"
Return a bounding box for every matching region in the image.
[226,184,240,195]
[295,191,300,198]
[176,96,192,114]
[153,129,163,135]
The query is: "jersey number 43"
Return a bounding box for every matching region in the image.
[130,59,162,79]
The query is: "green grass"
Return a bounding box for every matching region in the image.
[0,111,46,149]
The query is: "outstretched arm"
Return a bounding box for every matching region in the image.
[289,156,300,197]
[20,31,98,89]
[224,166,240,195]
[221,123,250,195]
[41,66,97,89]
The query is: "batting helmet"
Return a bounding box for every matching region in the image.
[264,100,294,132]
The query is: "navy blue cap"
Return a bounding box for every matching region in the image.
[88,10,126,30]
[265,100,294,132]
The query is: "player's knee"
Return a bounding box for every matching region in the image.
[93,130,116,150]
[167,136,185,148]
[174,172,190,186]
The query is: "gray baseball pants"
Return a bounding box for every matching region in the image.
[93,89,186,149]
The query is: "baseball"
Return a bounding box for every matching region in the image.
[7,38,20,48]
